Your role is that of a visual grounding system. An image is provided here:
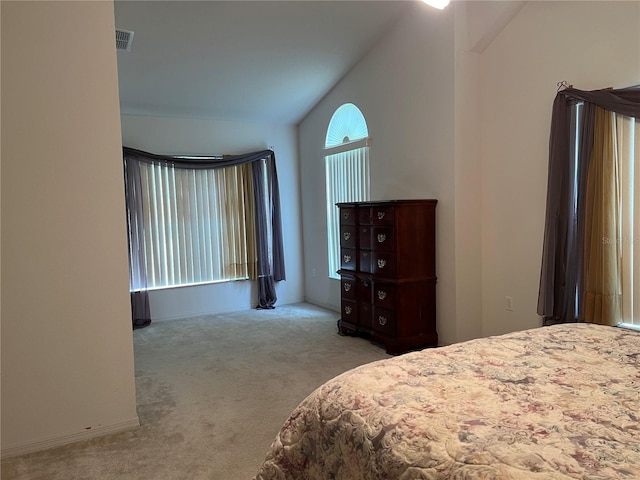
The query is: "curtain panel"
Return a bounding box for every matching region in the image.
[582,108,622,325]
[124,157,152,329]
[538,86,640,325]
[123,147,286,328]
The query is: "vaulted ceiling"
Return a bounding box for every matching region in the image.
[114,0,416,125]
[114,1,527,125]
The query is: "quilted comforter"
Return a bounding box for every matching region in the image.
[254,324,640,479]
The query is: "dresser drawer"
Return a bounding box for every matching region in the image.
[373,282,396,310]
[373,307,396,336]
[358,225,371,250]
[341,300,357,322]
[372,226,394,252]
[359,250,372,274]
[357,276,372,302]
[340,275,356,300]
[372,252,396,277]
[358,302,373,329]
[340,248,357,271]
[340,225,357,249]
[358,207,372,224]
[340,207,357,225]
[372,206,394,225]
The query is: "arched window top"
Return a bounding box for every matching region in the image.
[325,103,369,148]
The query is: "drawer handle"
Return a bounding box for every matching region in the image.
[377,259,386,269]
[345,306,352,315]
[363,251,369,258]
[378,291,387,300]
[378,315,387,326]
[363,280,370,287]
[344,282,352,292]
[343,255,352,264]
[377,211,386,220]
[343,212,351,220]
[377,233,386,243]
[343,232,351,241]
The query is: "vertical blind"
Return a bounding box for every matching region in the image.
[325,146,370,278]
[618,114,640,327]
[136,161,257,288]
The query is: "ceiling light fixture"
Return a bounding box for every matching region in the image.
[422,0,450,9]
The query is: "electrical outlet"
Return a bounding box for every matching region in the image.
[312,268,317,278]
[505,296,514,312]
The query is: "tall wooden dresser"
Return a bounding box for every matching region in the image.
[337,199,437,354]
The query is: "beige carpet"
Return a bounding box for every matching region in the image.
[2,303,390,480]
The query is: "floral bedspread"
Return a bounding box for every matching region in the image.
[254,324,640,480]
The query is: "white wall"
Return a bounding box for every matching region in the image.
[1,1,138,455]
[479,0,640,337]
[299,0,640,346]
[299,4,459,345]
[120,114,304,320]
[453,2,483,343]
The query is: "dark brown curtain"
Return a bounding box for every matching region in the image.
[538,86,640,325]
[123,147,286,328]
[123,156,152,329]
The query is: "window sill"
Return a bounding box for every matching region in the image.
[132,277,250,293]
[618,322,640,332]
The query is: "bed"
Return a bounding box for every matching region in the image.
[253,323,640,479]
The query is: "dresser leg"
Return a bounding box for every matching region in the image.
[337,319,357,336]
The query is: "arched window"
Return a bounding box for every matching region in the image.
[324,103,370,279]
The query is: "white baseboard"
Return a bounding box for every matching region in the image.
[303,297,340,313]
[1,417,140,459]
[151,298,307,322]
[151,303,255,322]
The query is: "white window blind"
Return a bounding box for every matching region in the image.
[324,103,370,280]
[325,146,370,278]
[136,161,255,289]
[617,114,640,329]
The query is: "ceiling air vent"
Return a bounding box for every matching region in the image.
[116,29,134,52]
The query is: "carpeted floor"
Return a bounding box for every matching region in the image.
[1,303,390,480]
